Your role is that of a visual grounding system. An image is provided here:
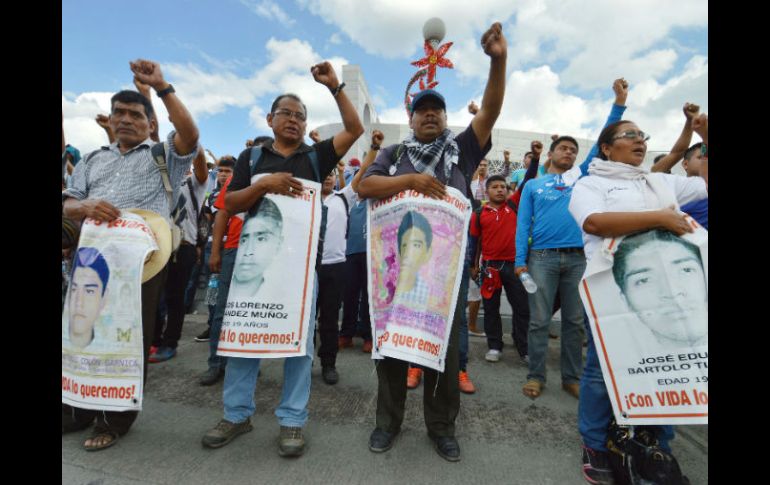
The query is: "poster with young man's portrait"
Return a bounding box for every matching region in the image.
[62,212,158,412]
[367,187,471,372]
[217,176,321,359]
[580,219,708,425]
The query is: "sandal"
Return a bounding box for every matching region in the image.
[83,429,119,452]
[522,380,543,399]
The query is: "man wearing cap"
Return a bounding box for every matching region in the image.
[357,22,507,462]
[62,58,201,451]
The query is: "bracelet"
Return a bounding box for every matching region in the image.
[370,144,381,151]
[330,82,346,97]
[156,84,175,98]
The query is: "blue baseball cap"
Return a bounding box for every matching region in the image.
[410,89,446,114]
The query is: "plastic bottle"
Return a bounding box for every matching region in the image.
[206,273,220,306]
[519,271,538,294]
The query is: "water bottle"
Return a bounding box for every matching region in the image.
[206,273,220,306]
[519,272,538,294]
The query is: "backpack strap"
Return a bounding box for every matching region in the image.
[333,192,350,239]
[506,197,518,214]
[473,206,483,235]
[151,142,174,211]
[186,178,200,222]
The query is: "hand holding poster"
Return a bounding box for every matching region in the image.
[217,178,321,359]
[368,187,471,372]
[580,220,708,425]
[62,211,161,411]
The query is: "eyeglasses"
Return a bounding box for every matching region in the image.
[613,130,650,142]
[273,109,307,122]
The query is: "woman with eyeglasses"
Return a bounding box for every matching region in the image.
[568,119,707,484]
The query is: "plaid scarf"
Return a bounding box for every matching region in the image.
[400,129,459,182]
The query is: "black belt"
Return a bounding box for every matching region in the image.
[540,247,584,254]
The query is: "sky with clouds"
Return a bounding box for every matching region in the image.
[62,0,707,160]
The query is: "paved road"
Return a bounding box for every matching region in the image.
[63,310,707,485]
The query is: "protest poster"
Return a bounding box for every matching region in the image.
[62,212,159,411]
[580,217,708,425]
[217,176,321,359]
[368,187,471,372]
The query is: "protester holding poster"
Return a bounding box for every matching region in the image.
[200,61,363,458]
[357,22,507,462]
[62,59,201,451]
[568,118,707,484]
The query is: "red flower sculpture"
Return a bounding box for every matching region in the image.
[411,40,454,90]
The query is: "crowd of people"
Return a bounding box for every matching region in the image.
[61,21,707,484]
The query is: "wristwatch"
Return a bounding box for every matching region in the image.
[156,84,176,98]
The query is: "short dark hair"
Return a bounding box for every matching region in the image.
[111,90,154,120]
[550,136,579,153]
[397,211,433,254]
[73,247,110,296]
[524,151,533,159]
[218,157,235,169]
[248,197,284,226]
[486,174,508,189]
[612,229,702,293]
[684,142,703,162]
[270,93,307,117]
[596,120,633,160]
[253,136,272,146]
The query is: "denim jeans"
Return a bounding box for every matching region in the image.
[340,253,372,341]
[185,240,211,313]
[526,249,585,384]
[207,247,236,371]
[578,316,674,452]
[457,266,470,371]
[482,261,529,356]
[222,275,317,427]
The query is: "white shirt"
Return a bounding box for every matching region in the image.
[569,173,707,262]
[322,184,358,265]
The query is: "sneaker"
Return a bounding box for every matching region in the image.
[199,367,225,386]
[201,418,253,448]
[278,426,305,457]
[361,340,373,353]
[149,345,158,357]
[458,371,476,394]
[432,435,461,462]
[485,349,501,362]
[149,346,176,363]
[195,328,211,342]
[406,367,422,389]
[338,336,353,349]
[368,428,397,453]
[322,366,339,385]
[581,445,616,485]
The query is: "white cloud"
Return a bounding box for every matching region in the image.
[240,0,295,26]
[298,0,706,90]
[329,32,342,45]
[63,37,352,153]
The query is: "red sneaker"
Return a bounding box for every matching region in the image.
[458,370,476,394]
[406,368,422,389]
[361,340,373,353]
[338,336,353,349]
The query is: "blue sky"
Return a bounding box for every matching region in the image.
[62,0,708,161]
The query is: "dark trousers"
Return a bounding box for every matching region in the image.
[374,275,464,437]
[482,260,529,356]
[153,244,197,349]
[340,253,372,341]
[316,262,346,367]
[62,265,167,435]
